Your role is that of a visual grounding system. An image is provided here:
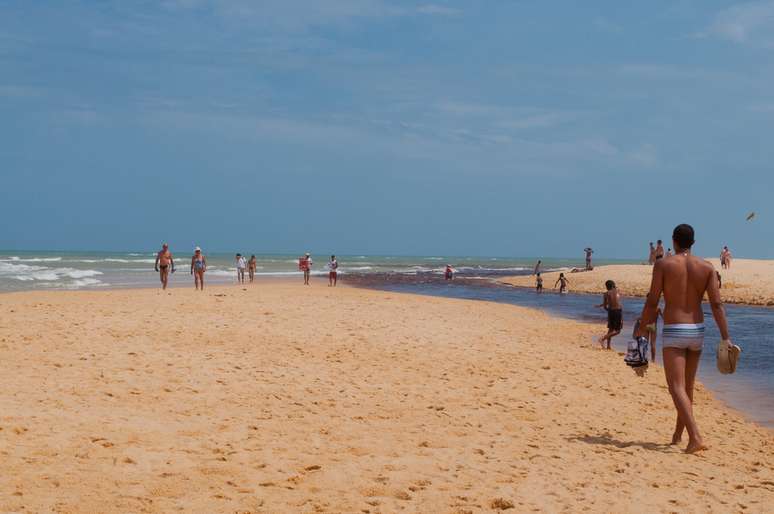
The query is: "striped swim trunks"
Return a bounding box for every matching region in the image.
[662,323,705,352]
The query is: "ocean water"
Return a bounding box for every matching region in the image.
[0,250,625,292]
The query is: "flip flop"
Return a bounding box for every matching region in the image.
[717,339,741,374]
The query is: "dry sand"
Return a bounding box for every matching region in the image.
[0,282,772,513]
[504,258,774,306]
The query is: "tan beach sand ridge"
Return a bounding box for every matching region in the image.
[504,258,774,306]
[1,283,772,513]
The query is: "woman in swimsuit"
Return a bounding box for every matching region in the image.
[248,255,257,283]
[190,247,206,290]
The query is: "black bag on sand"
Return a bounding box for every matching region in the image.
[624,336,649,368]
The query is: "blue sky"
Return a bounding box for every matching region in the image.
[1,1,772,258]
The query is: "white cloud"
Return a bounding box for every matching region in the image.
[705,1,774,46]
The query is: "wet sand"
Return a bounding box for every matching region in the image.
[504,258,774,306]
[1,282,772,513]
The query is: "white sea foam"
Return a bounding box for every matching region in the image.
[0,256,62,263]
[0,261,103,283]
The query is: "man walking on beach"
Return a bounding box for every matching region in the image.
[639,224,734,453]
[235,253,246,284]
[648,242,656,264]
[596,280,622,349]
[328,255,338,287]
[299,253,312,285]
[154,243,174,290]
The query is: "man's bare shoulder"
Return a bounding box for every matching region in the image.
[690,255,715,271]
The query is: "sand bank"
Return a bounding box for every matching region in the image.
[504,258,774,306]
[0,282,772,513]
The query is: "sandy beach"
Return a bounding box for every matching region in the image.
[1,281,772,513]
[504,258,774,306]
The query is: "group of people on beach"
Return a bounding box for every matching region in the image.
[155,246,341,290]
[531,247,594,294]
[647,240,675,264]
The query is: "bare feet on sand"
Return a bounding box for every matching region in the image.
[685,441,708,454]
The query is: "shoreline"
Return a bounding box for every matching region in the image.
[1,283,772,512]
[501,258,774,307]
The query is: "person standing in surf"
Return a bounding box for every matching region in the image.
[639,223,734,453]
[190,247,206,290]
[154,243,175,290]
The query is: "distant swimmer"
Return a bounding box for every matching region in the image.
[533,260,542,275]
[328,255,339,287]
[445,264,454,281]
[536,272,543,293]
[596,280,622,349]
[299,253,312,285]
[639,224,735,453]
[648,242,656,265]
[248,255,257,282]
[235,253,246,284]
[554,272,569,294]
[154,243,175,290]
[655,240,665,260]
[190,246,206,290]
[584,248,594,270]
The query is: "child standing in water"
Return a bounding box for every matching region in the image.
[536,273,543,292]
[596,280,623,349]
[554,273,569,294]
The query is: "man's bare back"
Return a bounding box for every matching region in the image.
[655,253,716,325]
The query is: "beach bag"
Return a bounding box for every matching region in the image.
[624,336,649,368]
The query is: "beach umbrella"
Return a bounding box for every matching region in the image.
[746,212,756,221]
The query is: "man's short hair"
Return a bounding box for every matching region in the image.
[657,239,662,244]
[605,280,615,290]
[672,224,695,249]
